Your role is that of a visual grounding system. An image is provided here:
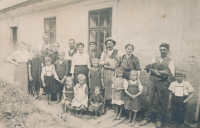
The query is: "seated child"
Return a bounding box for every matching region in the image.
[61,76,74,113]
[89,86,104,118]
[124,70,143,126]
[70,74,88,117]
[168,69,194,128]
[112,67,128,120]
[41,57,61,105]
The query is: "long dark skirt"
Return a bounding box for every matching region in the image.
[171,95,187,124]
[74,65,88,85]
[14,62,28,94]
[44,75,54,94]
[123,70,130,80]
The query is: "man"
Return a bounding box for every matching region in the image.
[89,42,101,67]
[40,34,53,61]
[50,42,60,64]
[140,43,175,128]
[65,39,77,76]
[26,42,32,53]
[100,37,123,114]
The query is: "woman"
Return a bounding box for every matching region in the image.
[7,41,32,94]
[119,44,141,80]
[70,42,91,85]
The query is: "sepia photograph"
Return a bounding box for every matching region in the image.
[0,0,200,128]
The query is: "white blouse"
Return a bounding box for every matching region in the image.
[7,50,32,63]
[70,52,91,73]
[41,65,59,82]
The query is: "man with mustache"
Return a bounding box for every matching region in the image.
[65,39,77,76]
[140,43,175,128]
[100,37,123,114]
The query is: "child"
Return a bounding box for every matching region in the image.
[89,86,104,118]
[41,57,61,105]
[28,48,43,100]
[54,51,69,103]
[71,74,88,117]
[124,70,143,126]
[88,58,104,96]
[168,69,194,128]
[61,76,74,113]
[112,67,128,120]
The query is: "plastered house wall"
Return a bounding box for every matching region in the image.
[0,0,199,121]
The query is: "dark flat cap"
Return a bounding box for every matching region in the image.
[105,37,116,46]
[160,43,169,50]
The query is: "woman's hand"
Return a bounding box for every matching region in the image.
[14,62,19,66]
[183,99,188,103]
[131,95,137,100]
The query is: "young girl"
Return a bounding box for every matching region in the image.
[28,48,43,100]
[89,86,104,118]
[61,76,74,113]
[88,58,104,96]
[54,51,69,104]
[71,74,88,117]
[124,70,143,126]
[112,67,128,120]
[41,57,61,105]
[168,69,194,128]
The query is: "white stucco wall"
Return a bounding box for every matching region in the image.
[0,0,200,121]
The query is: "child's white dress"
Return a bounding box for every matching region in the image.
[71,83,88,110]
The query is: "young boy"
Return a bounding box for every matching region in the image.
[54,51,69,103]
[168,69,194,128]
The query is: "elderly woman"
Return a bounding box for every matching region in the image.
[119,44,141,80]
[70,42,91,84]
[7,41,32,94]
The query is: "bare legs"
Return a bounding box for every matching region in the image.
[56,93,60,104]
[46,94,52,105]
[114,105,123,120]
[124,110,137,126]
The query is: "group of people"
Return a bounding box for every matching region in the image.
[6,34,194,128]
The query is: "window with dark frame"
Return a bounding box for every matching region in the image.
[44,17,56,44]
[88,8,112,53]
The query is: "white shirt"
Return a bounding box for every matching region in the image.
[151,56,175,77]
[168,81,194,96]
[112,78,128,89]
[59,60,63,65]
[70,52,91,73]
[100,49,124,61]
[7,50,32,63]
[41,65,59,82]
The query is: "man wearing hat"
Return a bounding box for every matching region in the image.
[140,43,175,127]
[100,37,123,114]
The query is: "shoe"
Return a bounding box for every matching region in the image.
[156,120,162,128]
[139,119,149,126]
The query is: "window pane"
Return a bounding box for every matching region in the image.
[50,19,56,30]
[100,30,111,51]
[89,30,98,51]
[100,10,111,27]
[89,12,98,27]
[44,20,50,31]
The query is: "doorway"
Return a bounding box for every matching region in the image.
[11,27,18,51]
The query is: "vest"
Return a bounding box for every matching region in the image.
[150,56,172,81]
[68,47,77,57]
[104,49,119,70]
